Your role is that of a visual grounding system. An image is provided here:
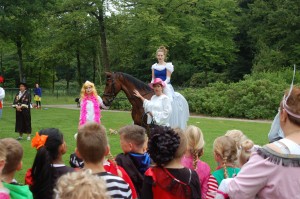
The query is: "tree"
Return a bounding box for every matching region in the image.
[245,0,300,71]
[0,0,51,83]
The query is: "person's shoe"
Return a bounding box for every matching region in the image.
[16,137,23,140]
[27,136,31,141]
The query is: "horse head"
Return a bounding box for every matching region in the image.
[102,71,155,127]
[102,72,122,107]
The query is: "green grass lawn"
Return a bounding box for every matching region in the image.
[0,105,271,183]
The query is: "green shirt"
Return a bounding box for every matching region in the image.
[212,167,240,185]
[3,182,33,199]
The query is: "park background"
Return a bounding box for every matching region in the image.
[0,0,299,183]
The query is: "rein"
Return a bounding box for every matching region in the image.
[103,74,116,106]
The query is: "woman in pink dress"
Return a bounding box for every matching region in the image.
[79,81,107,127]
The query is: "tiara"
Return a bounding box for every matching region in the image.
[282,65,300,118]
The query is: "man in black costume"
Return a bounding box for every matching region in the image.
[13,82,32,140]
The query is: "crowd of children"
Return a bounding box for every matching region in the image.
[2,86,300,199]
[1,120,251,199]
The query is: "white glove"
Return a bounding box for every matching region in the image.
[151,78,154,83]
[164,77,170,84]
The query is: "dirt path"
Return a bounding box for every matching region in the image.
[43,104,272,124]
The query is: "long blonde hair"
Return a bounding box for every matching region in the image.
[80,81,98,99]
[185,125,205,169]
[213,136,237,179]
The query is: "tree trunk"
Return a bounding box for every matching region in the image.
[96,6,110,72]
[93,55,96,83]
[96,39,102,86]
[66,79,69,93]
[38,66,42,84]
[52,66,55,93]
[76,49,82,87]
[16,37,24,82]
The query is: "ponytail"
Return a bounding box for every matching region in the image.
[30,146,54,199]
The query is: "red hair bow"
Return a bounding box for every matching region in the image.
[31,132,48,149]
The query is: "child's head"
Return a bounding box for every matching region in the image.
[31,128,66,199]
[213,135,238,178]
[77,122,108,164]
[185,125,205,169]
[80,81,98,99]
[238,139,254,167]
[32,128,66,161]
[225,129,247,149]
[148,126,187,166]
[119,125,147,153]
[280,86,300,130]
[0,141,6,174]
[55,169,110,199]
[0,138,23,176]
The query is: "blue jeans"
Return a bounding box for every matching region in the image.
[0,109,2,119]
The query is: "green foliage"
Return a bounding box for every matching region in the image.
[189,71,227,87]
[247,0,300,70]
[183,75,288,119]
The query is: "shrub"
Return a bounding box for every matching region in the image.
[181,76,288,119]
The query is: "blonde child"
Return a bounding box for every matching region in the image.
[0,141,10,199]
[79,81,107,127]
[206,136,240,199]
[55,169,110,199]
[1,138,33,199]
[238,139,254,167]
[225,129,248,167]
[181,125,210,199]
[225,129,247,149]
[142,126,201,199]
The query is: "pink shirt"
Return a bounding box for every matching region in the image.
[181,155,211,199]
[227,151,300,199]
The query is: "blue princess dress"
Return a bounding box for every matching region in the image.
[152,63,189,129]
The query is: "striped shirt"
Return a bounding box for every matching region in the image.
[206,175,218,199]
[96,172,132,199]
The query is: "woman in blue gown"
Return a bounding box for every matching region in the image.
[151,46,189,129]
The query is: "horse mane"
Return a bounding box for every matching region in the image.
[115,72,153,92]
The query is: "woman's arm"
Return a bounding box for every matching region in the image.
[151,69,155,83]
[133,89,145,102]
[98,96,108,109]
[164,63,174,84]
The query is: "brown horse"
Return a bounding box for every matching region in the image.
[102,72,154,126]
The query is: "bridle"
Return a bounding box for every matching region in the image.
[103,72,154,107]
[103,74,116,107]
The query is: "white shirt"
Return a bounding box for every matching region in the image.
[143,94,172,126]
[0,87,4,102]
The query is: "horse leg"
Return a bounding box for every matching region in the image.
[132,108,143,126]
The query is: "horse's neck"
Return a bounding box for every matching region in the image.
[121,83,153,104]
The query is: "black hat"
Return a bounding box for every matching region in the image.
[18,82,28,89]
